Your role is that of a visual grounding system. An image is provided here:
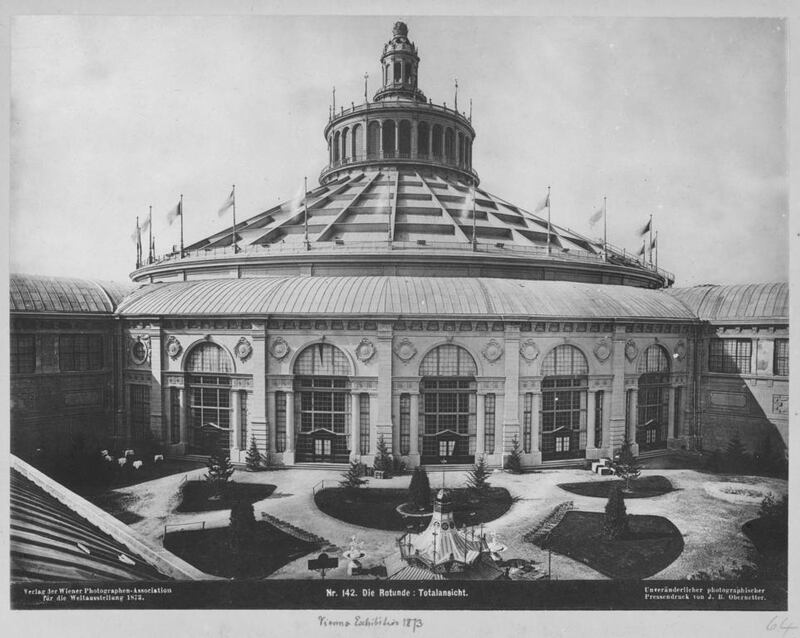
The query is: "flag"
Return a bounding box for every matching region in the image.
[281,182,307,213]
[534,192,550,212]
[130,220,140,243]
[650,236,657,250]
[166,199,182,225]
[638,218,651,236]
[217,189,235,216]
[589,206,604,228]
[637,244,646,256]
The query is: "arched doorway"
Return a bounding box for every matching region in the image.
[419,344,477,464]
[541,345,588,461]
[636,345,671,451]
[185,342,234,456]
[294,343,352,463]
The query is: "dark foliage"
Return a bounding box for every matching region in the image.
[408,467,432,511]
[724,433,751,474]
[245,433,268,471]
[467,455,491,492]
[558,475,674,499]
[176,481,276,513]
[603,486,628,540]
[505,435,523,474]
[205,454,235,498]
[373,435,394,477]
[340,460,368,490]
[611,431,641,490]
[229,500,257,559]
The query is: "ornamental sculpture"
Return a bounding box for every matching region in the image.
[674,341,687,362]
[482,339,504,363]
[593,337,612,362]
[393,338,417,362]
[519,339,539,363]
[270,336,291,360]
[235,337,253,362]
[129,334,150,365]
[625,339,639,362]
[165,335,182,360]
[355,338,376,363]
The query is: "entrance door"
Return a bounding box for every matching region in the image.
[313,437,333,462]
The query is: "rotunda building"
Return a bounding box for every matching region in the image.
[118,21,700,469]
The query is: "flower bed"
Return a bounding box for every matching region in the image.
[175,480,277,513]
[557,475,674,499]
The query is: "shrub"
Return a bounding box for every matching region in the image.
[603,485,628,540]
[505,435,523,474]
[245,433,267,471]
[612,431,641,490]
[228,500,257,571]
[759,493,788,522]
[408,467,432,511]
[340,460,367,490]
[467,455,491,492]
[205,454,235,499]
[373,435,393,478]
[724,433,751,474]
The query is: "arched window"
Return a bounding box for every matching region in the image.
[185,343,234,455]
[637,345,671,451]
[432,124,443,159]
[382,120,396,157]
[418,121,430,158]
[367,121,381,158]
[541,345,588,460]
[398,120,411,156]
[333,130,340,163]
[341,127,349,161]
[419,345,477,464]
[444,128,455,162]
[457,132,465,167]
[351,123,363,160]
[394,61,401,82]
[293,343,351,462]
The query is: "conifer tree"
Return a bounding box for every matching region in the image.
[603,485,628,540]
[373,434,393,478]
[505,435,523,474]
[340,460,367,490]
[408,466,432,511]
[205,454,234,499]
[725,433,750,474]
[612,430,642,491]
[245,433,267,471]
[467,455,491,492]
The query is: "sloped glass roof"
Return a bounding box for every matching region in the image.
[10,273,134,314]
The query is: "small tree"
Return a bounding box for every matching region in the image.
[467,455,491,492]
[725,433,750,474]
[505,435,523,474]
[373,434,393,478]
[408,466,432,511]
[340,460,367,490]
[245,433,267,471]
[205,454,234,499]
[612,430,641,491]
[603,485,628,540]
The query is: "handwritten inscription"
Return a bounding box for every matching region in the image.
[319,616,423,633]
[767,616,798,638]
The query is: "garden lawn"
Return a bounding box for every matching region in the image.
[176,480,277,513]
[557,475,674,499]
[164,521,319,579]
[540,510,684,579]
[314,487,513,531]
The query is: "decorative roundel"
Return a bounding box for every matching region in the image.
[433,521,440,529]
[393,337,417,363]
[270,336,290,360]
[165,335,182,360]
[625,339,639,362]
[129,335,150,365]
[674,341,687,362]
[355,338,376,363]
[482,339,504,363]
[441,522,449,531]
[235,337,253,362]
[519,339,539,363]
[593,337,612,363]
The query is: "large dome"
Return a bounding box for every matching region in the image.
[131,23,672,289]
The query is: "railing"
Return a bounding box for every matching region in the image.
[320,153,476,179]
[327,99,472,127]
[164,520,205,536]
[311,479,327,496]
[145,239,674,282]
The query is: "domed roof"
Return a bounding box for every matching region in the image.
[668,283,788,322]
[11,273,134,314]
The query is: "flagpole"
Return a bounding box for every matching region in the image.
[654,230,658,270]
[546,186,552,256]
[303,176,309,250]
[603,196,607,262]
[649,213,653,267]
[135,216,141,269]
[179,194,184,258]
[148,205,153,264]
[231,185,237,254]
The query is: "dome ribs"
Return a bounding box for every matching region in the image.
[316,170,383,242]
[416,170,471,243]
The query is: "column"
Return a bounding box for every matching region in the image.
[476,392,486,456]
[362,117,369,158]
[148,326,163,443]
[667,385,676,442]
[392,393,401,458]
[602,390,612,454]
[394,119,399,156]
[531,390,541,455]
[375,323,393,452]
[409,392,420,459]
[585,389,597,459]
[428,127,433,157]
[250,327,268,464]
[411,121,418,158]
[231,388,242,455]
[608,326,628,457]
[350,392,360,461]
[369,393,379,454]
[502,325,521,462]
[285,389,295,461]
[179,386,188,453]
[628,387,639,453]
[379,121,384,159]
[455,133,460,166]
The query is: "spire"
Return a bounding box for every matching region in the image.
[374,21,426,103]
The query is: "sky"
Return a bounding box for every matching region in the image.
[9,14,789,286]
